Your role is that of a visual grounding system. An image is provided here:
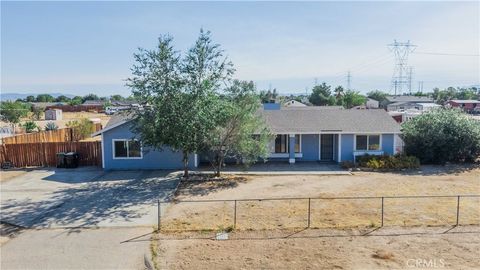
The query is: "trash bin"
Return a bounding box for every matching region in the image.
[64,152,79,168]
[56,152,66,168]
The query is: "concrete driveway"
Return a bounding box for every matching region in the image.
[1,168,180,228]
[1,168,180,270]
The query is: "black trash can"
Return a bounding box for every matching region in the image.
[56,152,66,168]
[64,152,79,168]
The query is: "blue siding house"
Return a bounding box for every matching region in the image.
[93,105,401,170]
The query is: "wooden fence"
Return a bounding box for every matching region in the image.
[0,141,102,167]
[2,124,102,144]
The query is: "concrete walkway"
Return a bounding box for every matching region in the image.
[1,227,152,270]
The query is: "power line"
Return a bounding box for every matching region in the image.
[388,40,416,95]
[412,51,479,57]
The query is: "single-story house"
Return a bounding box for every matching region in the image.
[365,98,379,109]
[387,101,441,112]
[380,95,433,108]
[93,105,401,170]
[447,100,480,113]
[283,100,307,107]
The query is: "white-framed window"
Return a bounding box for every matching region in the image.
[294,134,301,153]
[112,139,142,159]
[355,135,381,151]
[274,135,289,153]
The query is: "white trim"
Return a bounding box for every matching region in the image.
[112,139,143,159]
[92,120,130,137]
[338,134,342,162]
[269,153,303,158]
[318,134,321,160]
[289,158,295,164]
[295,134,302,153]
[354,134,382,151]
[194,154,198,167]
[101,133,105,169]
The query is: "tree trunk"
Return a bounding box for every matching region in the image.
[215,151,224,177]
[183,151,189,178]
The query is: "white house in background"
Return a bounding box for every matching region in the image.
[45,108,63,120]
[366,98,379,109]
[283,100,307,107]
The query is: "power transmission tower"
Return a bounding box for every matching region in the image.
[346,71,352,90]
[408,67,414,94]
[388,40,416,95]
[418,81,424,93]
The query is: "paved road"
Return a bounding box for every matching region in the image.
[1,227,152,270]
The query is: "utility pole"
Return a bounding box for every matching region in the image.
[346,71,352,90]
[418,81,424,93]
[388,40,416,95]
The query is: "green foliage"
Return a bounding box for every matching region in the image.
[110,94,124,101]
[23,121,38,133]
[128,29,234,177]
[35,94,55,102]
[82,93,100,102]
[66,118,94,140]
[31,106,43,120]
[0,101,30,126]
[55,95,71,102]
[309,82,336,106]
[367,90,388,105]
[68,96,83,106]
[401,108,480,163]
[207,80,272,176]
[26,95,35,102]
[259,89,278,103]
[356,154,420,170]
[340,90,367,109]
[45,121,59,131]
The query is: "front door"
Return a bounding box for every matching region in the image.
[320,134,334,161]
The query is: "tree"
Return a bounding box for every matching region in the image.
[207,80,272,176]
[128,29,234,177]
[66,118,94,141]
[367,90,388,103]
[26,95,35,102]
[69,96,83,106]
[23,121,38,133]
[82,93,100,102]
[110,94,124,101]
[401,108,480,164]
[31,106,43,120]
[341,90,367,109]
[309,82,335,106]
[55,95,71,102]
[0,101,30,133]
[45,121,58,131]
[36,94,55,102]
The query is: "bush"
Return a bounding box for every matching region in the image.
[402,108,480,164]
[66,118,94,140]
[45,122,58,131]
[22,121,38,133]
[356,154,419,170]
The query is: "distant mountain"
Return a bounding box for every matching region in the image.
[0,93,76,101]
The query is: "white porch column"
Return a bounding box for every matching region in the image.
[338,134,342,162]
[288,134,295,164]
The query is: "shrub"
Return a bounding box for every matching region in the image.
[401,108,480,164]
[356,154,419,170]
[22,121,38,133]
[66,118,94,140]
[45,122,58,131]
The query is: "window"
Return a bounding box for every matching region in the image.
[113,139,142,159]
[295,134,301,153]
[356,135,381,151]
[275,135,289,153]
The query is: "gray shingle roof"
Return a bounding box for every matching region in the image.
[386,96,433,103]
[260,107,401,133]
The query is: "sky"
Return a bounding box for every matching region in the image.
[1,1,479,97]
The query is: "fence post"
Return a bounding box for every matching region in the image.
[307,198,311,228]
[381,197,384,227]
[157,200,161,231]
[456,196,460,226]
[233,200,237,229]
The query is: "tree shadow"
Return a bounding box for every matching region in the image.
[174,175,249,198]
[1,170,181,228]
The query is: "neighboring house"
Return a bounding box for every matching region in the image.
[45,109,63,120]
[94,105,401,170]
[447,100,480,113]
[365,98,379,109]
[380,95,433,108]
[283,100,307,107]
[387,101,441,112]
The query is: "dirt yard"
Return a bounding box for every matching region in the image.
[156,166,480,269]
[160,166,480,231]
[155,226,480,269]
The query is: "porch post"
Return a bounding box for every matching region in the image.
[338,134,342,162]
[289,134,295,164]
